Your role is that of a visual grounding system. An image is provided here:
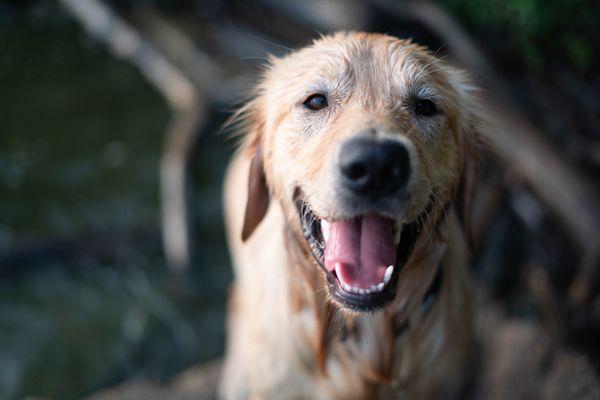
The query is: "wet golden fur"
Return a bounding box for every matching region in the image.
[221,32,481,399]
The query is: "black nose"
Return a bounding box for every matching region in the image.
[339,138,410,198]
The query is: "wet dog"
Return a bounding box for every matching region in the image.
[221,32,481,399]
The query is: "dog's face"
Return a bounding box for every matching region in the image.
[239,32,478,312]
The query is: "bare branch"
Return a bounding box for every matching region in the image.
[60,0,205,272]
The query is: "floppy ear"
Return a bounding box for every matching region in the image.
[455,113,483,249]
[241,145,270,242]
[444,66,483,247]
[456,142,477,246]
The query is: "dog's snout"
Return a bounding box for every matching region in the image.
[339,138,410,198]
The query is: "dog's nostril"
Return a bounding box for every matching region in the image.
[344,162,368,180]
[386,165,403,181]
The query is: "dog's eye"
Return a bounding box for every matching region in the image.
[414,99,438,117]
[304,94,328,110]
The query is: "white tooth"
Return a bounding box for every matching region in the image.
[384,265,394,284]
[351,287,358,294]
[366,288,372,294]
[321,220,330,242]
[377,282,385,291]
[394,219,402,231]
[358,288,365,295]
[343,282,352,292]
[371,285,378,293]
[394,229,401,245]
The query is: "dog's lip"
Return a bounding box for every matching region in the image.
[295,195,429,312]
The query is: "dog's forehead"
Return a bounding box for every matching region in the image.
[314,33,419,61]
[264,32,445,100]
[276,33,427,77]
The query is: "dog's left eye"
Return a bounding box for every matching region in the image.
[304,94,328,110]
[414,99,438,117]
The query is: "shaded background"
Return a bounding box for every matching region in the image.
[1,0,599,399]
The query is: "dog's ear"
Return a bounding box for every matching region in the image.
[455,137,478,246]
[241,144,270,242]
[442,64,485,247]
[227,90,271,242]
[446,68,483,247]
[455,98,486,249]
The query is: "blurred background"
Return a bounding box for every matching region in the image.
[0,0,599,399]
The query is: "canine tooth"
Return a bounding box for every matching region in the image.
[321,220,330,242]
[394,219,403,231]
[384,265,394,284]
[394,229,401,245]
[377,282,385,291]
[342,282,352,292]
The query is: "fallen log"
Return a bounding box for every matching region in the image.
[86,359,222,400]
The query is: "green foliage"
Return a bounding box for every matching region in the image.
[438,0,598,72]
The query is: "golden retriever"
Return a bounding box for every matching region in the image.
[221,32,481,399]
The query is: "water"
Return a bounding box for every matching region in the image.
[0,3,232,399]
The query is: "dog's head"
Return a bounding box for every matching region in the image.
[237,32,479,313]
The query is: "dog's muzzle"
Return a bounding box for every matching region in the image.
[339,137,410,200]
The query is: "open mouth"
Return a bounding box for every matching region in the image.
[296,197,429,312]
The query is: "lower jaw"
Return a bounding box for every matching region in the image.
[327,270,401,312]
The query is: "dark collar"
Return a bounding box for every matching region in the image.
[421,264,444,315]
[392,264,444,337]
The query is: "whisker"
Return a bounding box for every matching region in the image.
[246,33,295,52]
[240,56,271,62]
[429,187,450,232]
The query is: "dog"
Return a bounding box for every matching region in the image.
[221,32,481,399]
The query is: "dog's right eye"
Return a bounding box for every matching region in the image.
[414,99,438,117]
[304,94,328,111]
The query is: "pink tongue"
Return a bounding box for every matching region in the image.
[324,213,396,290]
